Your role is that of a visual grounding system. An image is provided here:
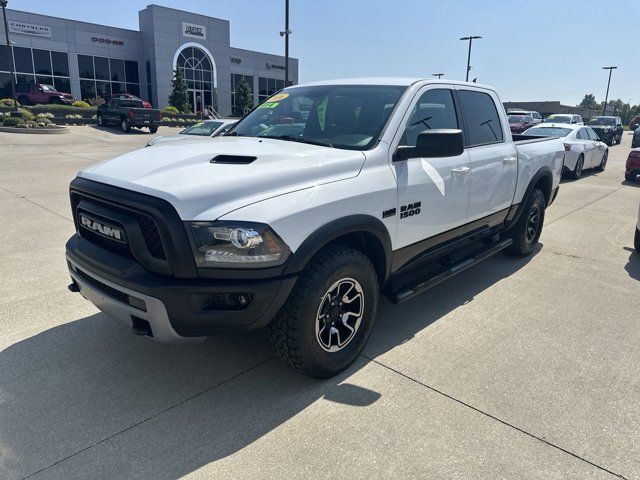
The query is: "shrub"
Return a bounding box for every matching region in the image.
[37,118,52,126]
[19,109,34,121]
[3,116,25,127]
[25,120,39,128]
[72,100,91,108]
[35,113,54,120]
[29,104,96,117]
[0,98,19,108]
[65,114,82,119]
[87,96,105,107]
[163,106,180,114]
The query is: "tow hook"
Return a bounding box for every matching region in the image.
[68,281,80,293]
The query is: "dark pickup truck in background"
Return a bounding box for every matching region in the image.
[97,98,161,133]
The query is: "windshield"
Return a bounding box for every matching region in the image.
[508,116,526,124]
[523,126,572,138]
[229,84,407,150]
[547,115,571,123]
[180,121,224,136]
[41,85,57,92]
[589,117,615,126]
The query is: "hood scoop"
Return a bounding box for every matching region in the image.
[210,154,257,165]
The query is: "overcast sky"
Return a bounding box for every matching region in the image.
[11,0,640,105]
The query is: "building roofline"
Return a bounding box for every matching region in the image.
[4,8,139,33]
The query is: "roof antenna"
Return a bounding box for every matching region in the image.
[472,77,478,83]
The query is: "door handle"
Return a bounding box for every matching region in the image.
[503,156,517,165]
[451,166,470,177]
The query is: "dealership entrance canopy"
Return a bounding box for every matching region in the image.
[0,4,299,116]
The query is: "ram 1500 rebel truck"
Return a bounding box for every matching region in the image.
[97,98,161,133]
[66,79,564,378]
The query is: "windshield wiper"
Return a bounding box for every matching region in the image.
[410,116,432,129]
[265,135,334,148]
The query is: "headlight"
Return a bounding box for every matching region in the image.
[187,221,290,268]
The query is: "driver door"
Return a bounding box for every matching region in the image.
[391,87,471,249]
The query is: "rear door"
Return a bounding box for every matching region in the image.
[575,128,594,166]
[391,86,471,249]
[586,127,606,166]
[456,87,517,229]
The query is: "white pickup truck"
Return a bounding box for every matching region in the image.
[66,78,564,378]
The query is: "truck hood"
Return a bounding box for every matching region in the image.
[78,136,366,220]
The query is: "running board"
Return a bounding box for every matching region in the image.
[388,238,513,304]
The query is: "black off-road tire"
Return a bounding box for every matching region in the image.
[506,188,546,257]
[149,126,158,133]
[121,117,131,132]
[571,155,584,179]
[269,245,379,378]
[625,173,636,182]
[635,228,640,253]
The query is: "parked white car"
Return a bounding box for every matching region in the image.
[146,119,237,147]
[544,114,583,125]
[524,123,608,179]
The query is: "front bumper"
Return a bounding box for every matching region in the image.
[66,235,297,342]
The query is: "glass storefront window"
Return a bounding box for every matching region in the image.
[52,52,69,77]
[111,82,126,95]
[0,46,10,72]
[0,71,11,98]
[177,45,216,113]
[13,47,33,74]
[125,60,139,84]
[80,79,96,100]
[110,58,125,82]
[53,77,71,93]
[94,57,109,81]
[33,49,52,75]
[95,81,110,99]
[16,74,35,84]
[78,55,94,79]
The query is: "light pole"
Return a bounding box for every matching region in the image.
[432,73,444,79]
[601,66,617,117]
[279,0,291,87]
[460,35,481,82]
[0,0,18,113]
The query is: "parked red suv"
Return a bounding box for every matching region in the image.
[625,149,640,182]
[15,83,74,105]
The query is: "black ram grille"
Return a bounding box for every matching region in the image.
[71,192,166,261]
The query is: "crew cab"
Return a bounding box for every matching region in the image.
[15,83,74,105]
[97,98,161,133]
[65,79,564,378]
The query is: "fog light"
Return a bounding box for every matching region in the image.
[236,294,251,307]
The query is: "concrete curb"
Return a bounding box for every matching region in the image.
[0,125,70,134]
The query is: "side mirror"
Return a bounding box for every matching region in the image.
[394,129,464,161]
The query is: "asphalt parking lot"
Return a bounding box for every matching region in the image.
[1,126,639,479]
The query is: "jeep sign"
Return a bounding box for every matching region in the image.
[182,22,206,40]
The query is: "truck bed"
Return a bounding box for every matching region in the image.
[512,134,555,145]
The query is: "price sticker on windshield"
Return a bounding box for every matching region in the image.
[267,93,289,102]
[258,102,280,109]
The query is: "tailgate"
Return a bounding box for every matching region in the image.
[131,108,160,122]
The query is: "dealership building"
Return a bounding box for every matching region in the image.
[0,5,298,116]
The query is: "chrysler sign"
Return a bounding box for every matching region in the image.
[9,21,52,37]
[183,22,206,40]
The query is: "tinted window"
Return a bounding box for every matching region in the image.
[586,128,599,141]
[0,45,10,71]
[51,51,69,77]
[0,72,11,98]
[524,127,572,138]
[94,57,109,81]
[400,89,458,146]
[125,60,139,83]
[110,58,125,82]
[13,47,33,73]
[32,49,51,75]
[576,129,589,140]
[78,55,94,79]
[458,90,504,146]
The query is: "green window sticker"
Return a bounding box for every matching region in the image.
[317,96,328,130]
[258,102,280,109]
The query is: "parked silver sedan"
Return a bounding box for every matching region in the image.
[146,119,237,147]
[524,123,608,179]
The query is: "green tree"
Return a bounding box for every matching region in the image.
[235,78,253,115]
[578,93,598,111]
[168,68,190,113]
